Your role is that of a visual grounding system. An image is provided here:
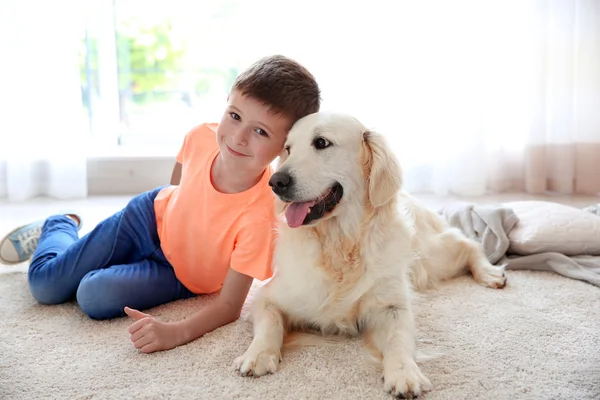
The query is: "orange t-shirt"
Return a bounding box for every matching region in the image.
[154,123,277,294]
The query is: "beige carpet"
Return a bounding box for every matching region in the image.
[1,194,600,399]
[1,266,599,400]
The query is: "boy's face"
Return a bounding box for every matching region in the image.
[216,90,291,173]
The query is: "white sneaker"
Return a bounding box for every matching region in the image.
[0,213,82,265]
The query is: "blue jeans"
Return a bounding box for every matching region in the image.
[28,187,196,320]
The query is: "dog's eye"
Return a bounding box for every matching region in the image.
[313,137,331,150]
[285,145,290,155]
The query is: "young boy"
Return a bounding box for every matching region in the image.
[0,55,321,353]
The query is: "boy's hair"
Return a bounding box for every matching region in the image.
[232,55,321,124]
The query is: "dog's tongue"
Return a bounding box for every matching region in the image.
[285,201,316,228]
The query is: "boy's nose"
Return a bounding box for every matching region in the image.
[232,126,249,145]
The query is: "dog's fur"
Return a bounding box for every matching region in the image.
[233,112,506,398]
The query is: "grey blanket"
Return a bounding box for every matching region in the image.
[439,202,600,288]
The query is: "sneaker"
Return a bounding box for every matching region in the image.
[0,213,82,265]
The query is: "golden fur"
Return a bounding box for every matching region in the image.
[234,112,506,398]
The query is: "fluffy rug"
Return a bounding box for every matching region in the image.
[1,265,598,399]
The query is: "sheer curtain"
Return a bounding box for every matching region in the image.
[1,0,598,201]
[264,0,600,196]
[0,0,88,201]
[521,0,600,195]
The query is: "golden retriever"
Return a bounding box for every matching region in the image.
[233,112,506,398]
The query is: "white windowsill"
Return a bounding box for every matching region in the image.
[86,140,177,194]
[86,143,180,159]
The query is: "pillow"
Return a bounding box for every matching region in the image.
[505,200,600,256]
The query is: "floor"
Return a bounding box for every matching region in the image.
[1,192,599,399]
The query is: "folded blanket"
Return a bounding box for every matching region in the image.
[439,202,600,288]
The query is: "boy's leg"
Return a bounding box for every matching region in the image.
[28,187,166,305]
[27,215,79,304]
[76,254,195,320]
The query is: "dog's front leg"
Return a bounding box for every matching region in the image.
[366,302,432,399]
[234,296,285,377]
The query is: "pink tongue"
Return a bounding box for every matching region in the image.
[285,201,316,228]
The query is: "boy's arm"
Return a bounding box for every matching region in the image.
[170,162,182,185]
[169,220,273,346]
[125,268,253,353]
[176,268,254,344]
[126,220,272,353]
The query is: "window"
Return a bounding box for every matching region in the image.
[80,1,411,154]
[81,0,253,152]
[79,0,543,163]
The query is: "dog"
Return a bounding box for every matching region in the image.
[233,112,506,398]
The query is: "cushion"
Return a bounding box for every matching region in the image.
[505,200,600,256]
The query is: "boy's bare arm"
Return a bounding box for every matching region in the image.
[170,162,182,185]
[176,268,254,344]
[125,261,254,354]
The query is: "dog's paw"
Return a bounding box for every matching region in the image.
[475,265,507,289]
[382,360,432,399]
[233,348,281,377]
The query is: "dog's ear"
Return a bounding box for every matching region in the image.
[362,130,402,207]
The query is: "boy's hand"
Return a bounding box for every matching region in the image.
[124,307,183,353]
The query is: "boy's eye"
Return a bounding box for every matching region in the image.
[256,128,269,137]
[230,112,241,121]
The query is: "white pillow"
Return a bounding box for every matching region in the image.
[505,200,600,256]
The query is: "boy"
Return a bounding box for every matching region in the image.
[0,55,321,353]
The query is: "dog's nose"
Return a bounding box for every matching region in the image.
[269,172,292,195]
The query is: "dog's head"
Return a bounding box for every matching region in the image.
[269,112,402,228]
